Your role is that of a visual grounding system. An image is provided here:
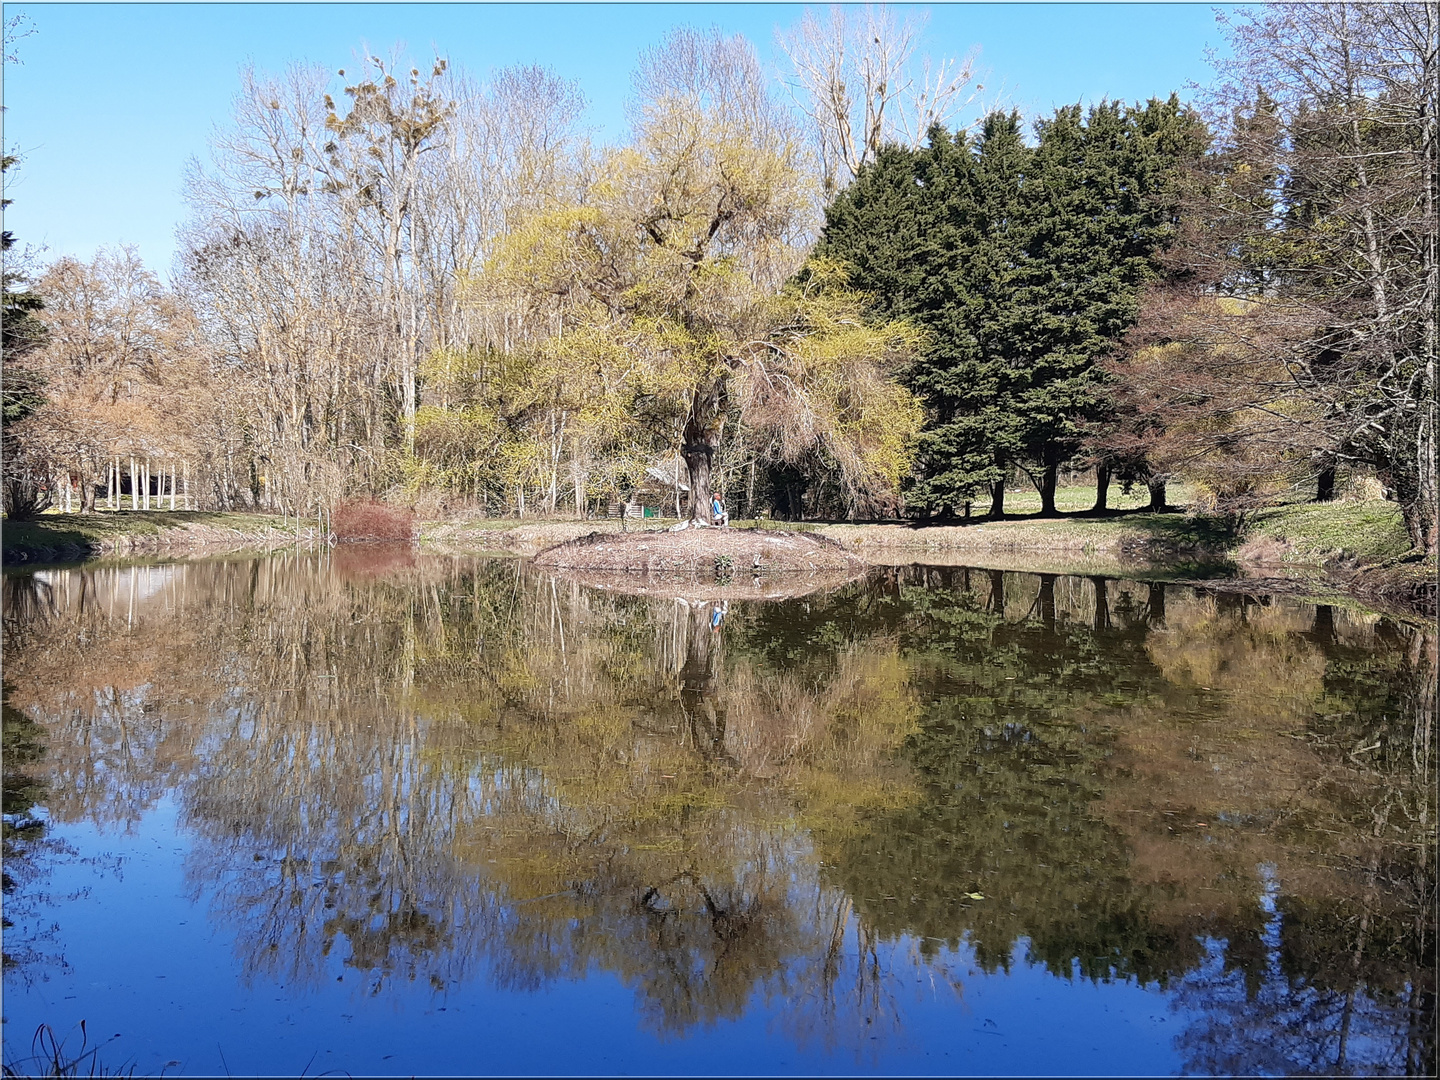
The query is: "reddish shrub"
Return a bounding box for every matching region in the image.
[331,499,416,542]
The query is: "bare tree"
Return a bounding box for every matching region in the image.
[1150,2,1440,551]
[779,5,982,197]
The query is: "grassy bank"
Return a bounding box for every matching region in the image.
[424,492,1429,613]
[7,495,1431,614]
[803,497,1410,564]
[2,509,308,564]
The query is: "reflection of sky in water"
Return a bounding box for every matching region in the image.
[2,557,1432,1076]
[15,804,1188,1077]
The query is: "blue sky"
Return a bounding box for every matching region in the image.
[2,3,1230,278]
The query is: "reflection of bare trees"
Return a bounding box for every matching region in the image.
[2,556,1432,1067]
[1173,866,1433,1076]
[3,557,919,1036]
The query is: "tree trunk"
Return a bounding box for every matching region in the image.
[169,460,178,510]
[130,456,138,511]
[681,377,728,524]
[81,461,96,513]
[680,602,733,765]
[1038,573,1056,631]
[988,453,1006,518]
[988,569,1006,616]
[1091,576,1110,631]
[1411,403,1438,554]
[1039,444,1061,517]
[1316,464,1337,502]
[1147,477,1167,511]
[1146,582,1166,626]
[1093,464,1111,512]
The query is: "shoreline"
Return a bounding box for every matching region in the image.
[4,503,1433,617]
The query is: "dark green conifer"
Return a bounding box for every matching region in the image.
[818,97,1205,517]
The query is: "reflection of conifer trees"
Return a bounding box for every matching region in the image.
[816,569,1191,980]
[788,568,1433,1070]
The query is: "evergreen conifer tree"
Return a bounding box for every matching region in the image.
[818,98,1205,517]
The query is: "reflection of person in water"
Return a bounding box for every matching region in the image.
[710,601,728,631]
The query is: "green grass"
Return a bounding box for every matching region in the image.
[1241,500,1411,565]
[993,480,1181,515]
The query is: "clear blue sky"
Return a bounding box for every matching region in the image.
[2,3,1230,279]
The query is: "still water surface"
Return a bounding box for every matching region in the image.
[2,552,1434,1076]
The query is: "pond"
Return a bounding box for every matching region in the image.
[2,552,1434,1076]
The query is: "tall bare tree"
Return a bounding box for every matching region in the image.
[1120,3,1437,552]
[779,5,982,197]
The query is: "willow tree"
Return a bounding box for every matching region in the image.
[486,29,922,522]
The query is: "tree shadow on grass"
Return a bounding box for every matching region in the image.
[892,506,1242,543]
[1113,510,1245,549]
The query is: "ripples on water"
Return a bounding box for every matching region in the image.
[1,552,1434,1076]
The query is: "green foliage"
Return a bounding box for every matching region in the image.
[1243,501,1411,565]
[1,151,47,398]
[817,100,1207,514]
[2,681,47,885]
[2,151,51,518]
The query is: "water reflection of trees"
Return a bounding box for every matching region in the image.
[775,568,1434,1073]
[2,557,1432,1069]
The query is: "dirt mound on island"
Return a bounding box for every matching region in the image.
[532,526,864,574]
